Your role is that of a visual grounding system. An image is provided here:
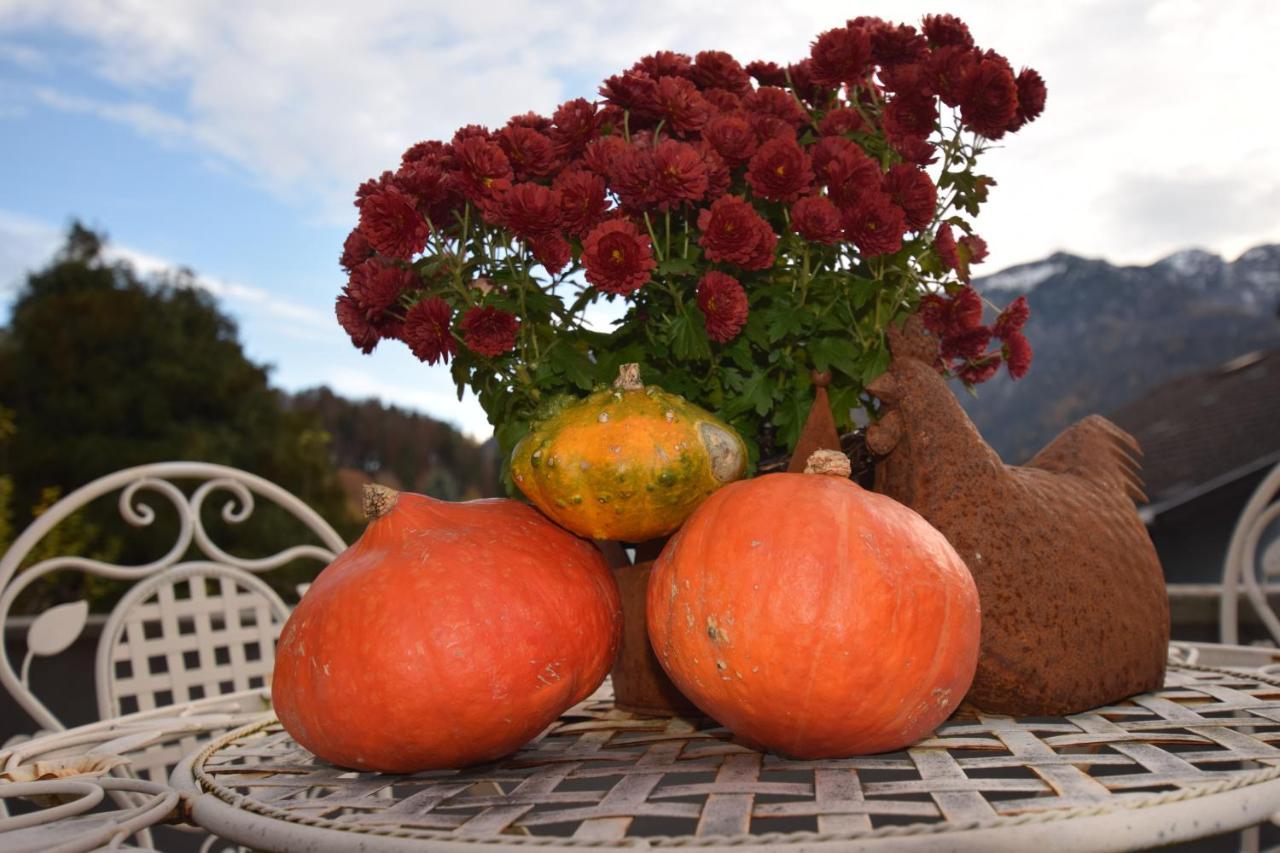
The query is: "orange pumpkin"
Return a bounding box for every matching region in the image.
[647,452,980,757]
[273,485,621,772]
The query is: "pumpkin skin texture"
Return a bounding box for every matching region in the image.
[510,369,747,542]
[272,488,621,772]
[647,471,980,758]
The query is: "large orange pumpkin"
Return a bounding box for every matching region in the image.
[273,486,621,772]
[647,453,980,758]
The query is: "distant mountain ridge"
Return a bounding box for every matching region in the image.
[962,244,1280,464]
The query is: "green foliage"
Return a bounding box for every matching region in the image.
[0,223,354,611]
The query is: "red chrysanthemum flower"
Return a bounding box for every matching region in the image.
[788,59,823,104]
[582,135,629,177]
[960,234,989,265]
[459,306,519,358]
[811,136,880,205]
[700,87,742,113]
[871,22,928,66]
[447,136,513,203]
[749,114,797,143]
[452,125,492,144]
[994,295,1030,339]
[701,148,732,199]
[651,139,710,210]
[607,143,657,211]
[841,191,907,257]
[878,60,931,97]
[746,136,814,203]
[921,13,975,49]
[808,25,873,87]
[934,223,961,272]
[921,285,984,338]
[632,50,694,80]
[883,92,939,143]
[339,227,374,272]
[529,232,572,275]
[336,291,381,354]
[357,186,430,261]
[697,271,749,343]
[928,45,978,107]
[791,195,843,244]
[554,169,610,238]
[599,71,659,118]
[745,59,788,87]
[940,324,992,361]
[882,164,937,231]
[581,219,657,295]
[507,111,552,133]
[498,125,556,181]
[1002,330,1033,379]
[403,297,457,365]
[549,98,602,160]
[744,86,810,131]
[401,139,448,167]
[394,160,450,208]
[347,258,415,318]
[818,108,865,137]
[703,113,758,166]
[1011,67,1047,130]
[500,182,562,240]
[957,354,1001,384]
[651,75,711,135]
[692,50,752,96]
[696,195,777,270]
[961,58,1019,139]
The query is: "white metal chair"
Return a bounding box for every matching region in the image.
[0,462,346,746]
[1221,462,1280,646]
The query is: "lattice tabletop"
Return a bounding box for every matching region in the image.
[176,662,1280,852]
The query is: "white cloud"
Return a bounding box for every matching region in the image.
[324,365,491,441]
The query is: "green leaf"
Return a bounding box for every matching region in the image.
[766,309,804,343]
[654,256,698,278]
[808,337,862,379]
[668,306,712,362]
[548,345,595,391]
[861,346,892,384]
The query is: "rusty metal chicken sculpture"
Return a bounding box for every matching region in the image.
[864,318,1169,716]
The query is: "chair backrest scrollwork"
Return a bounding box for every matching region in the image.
[1221,462,1280,645]
[0,462,346,733]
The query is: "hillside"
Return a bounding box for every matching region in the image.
[963,245,1280,463]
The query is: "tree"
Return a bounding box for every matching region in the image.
[0,223,357,609]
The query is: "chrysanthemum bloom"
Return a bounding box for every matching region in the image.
[447,136,513,203]
[608,143,658,211]
[960,234,989,264]
[581,219,657,295]
[459,306,520,357]
[941,324,993,361]
[401,139,448,167]
[652,76,711,135]
[747,136,814,203]
[811,137,880,206]
[701,87,743,113]
[818,108,865,137]
[549,97,602,160]
[744,86,809,131]
[357,186,430,261]
[498,125,556,181]
[697,195,777,269]
[957,353,1001,384]
[928,45,978,107]
[882,164,937,231]
[1002,330,1033,379]
[692,50,752,95]
[921,13,974,49]
[934,223,961,272]
[599,70,659,118]
[530,233,572,275]
[340,228,374,273]
[1010,68,1047,130]
[961,58,1019,139]
[808,25,873,86]
[501,183,562,241]
[554,169,610,238]
[347,259,416,318]
[335,292,381,354]
[920,285,984,338]
[703,113,758,166]
[651,139,711,210]
[403,297,457,365]
[745,59,787,87]
[883,92,939,140]
[697,271,749,343]
[582,136,629,177]
[841,192,907,257]
[701,148,732,199]
[994,295,1030,339]
[790,196,843,245]
[871,22,928,66]
[451,124,492,144]
[632,50,694,80]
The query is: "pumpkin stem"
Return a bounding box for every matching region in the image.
[362,483,400,520]
[613,363,644,391]
[803,450,852,478]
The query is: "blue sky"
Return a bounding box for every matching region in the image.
[2,1,1278,440]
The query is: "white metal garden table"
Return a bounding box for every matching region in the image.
[3,644,1279,852]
